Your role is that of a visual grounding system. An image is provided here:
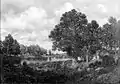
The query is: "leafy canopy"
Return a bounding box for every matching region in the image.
[49,9,102,59]
[49,9,120,62]
[2,34,20,56]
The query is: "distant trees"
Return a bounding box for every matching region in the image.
[101,17,120,64]
[27,45,47,56]
[102,17,119,49]
[20,44,27,55]
[1,34,47,58]
[20,44,47,57]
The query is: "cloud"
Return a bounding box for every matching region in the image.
[1,6,47,38]
[1,0,34,10]
[1,6,56,50]
[73,0,120,25]
[97,4,107,13]
[115,4,119,13]
[53,0,120,26]
[55,2,74,16]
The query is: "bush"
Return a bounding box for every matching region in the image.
[101,55,115,67]
[2,55,70,83]
[97,66,120,84]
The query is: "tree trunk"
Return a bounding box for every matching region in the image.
[0,54,4,84]
[86,50,89,67]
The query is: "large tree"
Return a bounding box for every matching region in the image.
[49,9,102,63]
[49,9,120,66]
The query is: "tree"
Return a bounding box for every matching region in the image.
[0,40,4,54]
[49,9,101,64]
[49,9,87,56]
[115,20,120,40]
[102,17,120,62]
[106,17,120,41]
[40,47,47,55]
[11,40,20,55]
[20,44,27,55]
[26,45,47,56]
[49,50,52,55]
[2,34,20,56]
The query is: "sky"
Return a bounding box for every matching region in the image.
[1,0,120,50]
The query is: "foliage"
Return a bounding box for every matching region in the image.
[20,44,47,57]
[97,66,120,84]
[0,40,4,54]
[2,54,69,84]
[27,45,47,56]
[2,34,20,56]
[49,9,102,61]
[20,44,27,55]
